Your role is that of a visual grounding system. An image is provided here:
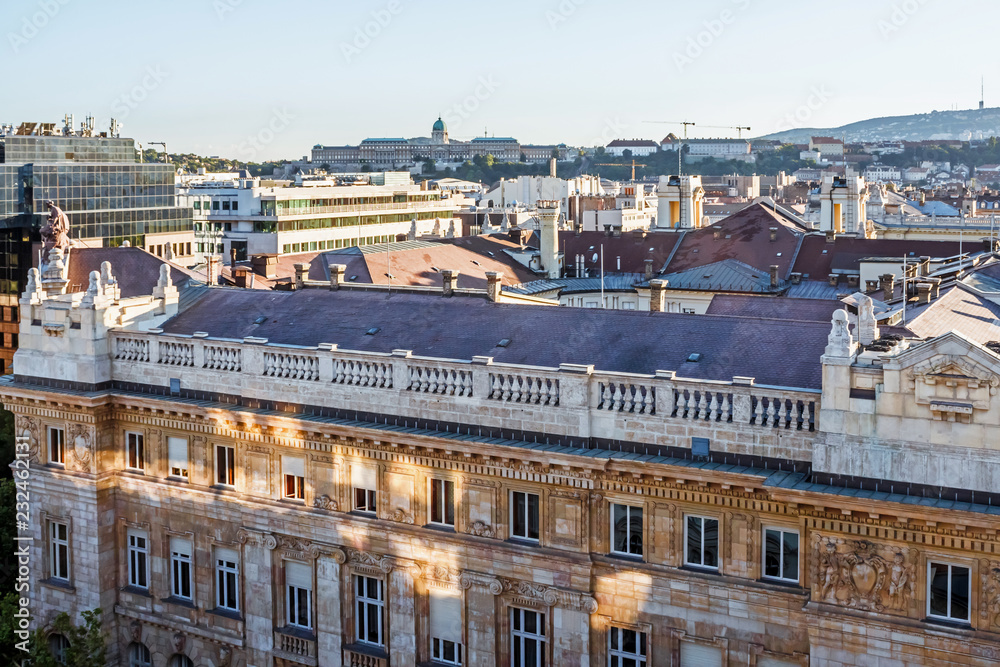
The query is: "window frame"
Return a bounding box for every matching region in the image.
[215,444,235,487]
[355,575,386,647]
[510,490,540,542]
[354,488,377,514]
[684,514,720,570]
[429,478,456,527]
[167,436,189,480]
[432,637,463,665]
[48,520,70,582]
[125,431,145,472]
[610,503,643,558]
[762,526,800,584]
[285,569,313,630]
[127,530,149,590]
[608,625,647,667]
[48,426,65,466]
[926,560,971,624]
[215,550,240,613]
[283,473,305,501]
[510,607,546,667]
[170,539,193,601]
[127,642,152,667]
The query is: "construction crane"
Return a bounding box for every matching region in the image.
[593,159,647,181]
[148,141,169,163]
[642,121,695,174]
[697,124,752,138]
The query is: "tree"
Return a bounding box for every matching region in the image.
[422,159,437,175]
[622,149,633,158]
[28,609,107,667]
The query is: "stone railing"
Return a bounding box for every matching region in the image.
[343,647,387,667]
[108,332,821,456]
[274,630,316,665]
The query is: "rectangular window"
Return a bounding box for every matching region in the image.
[170,537,193,600]
[511,607,546,667]
[215,547,240,612]
[222,200,230,210]
[928,562,970,623]
[685,515,719,569]
[763,528,799,583]
[355,575,385,647]
[127,530,148,589]
[511,491,540,541]
[231,201,238,211]
[611,504,643,557]
[126,432,144,471]
[216,445,235,486]
[282,455,305,500]
[49,521,69,581]
[430,478,456,526]
[48,427,65,465]
[167,437,189,479]
[430,588,463,664]
[608,626,647,667]
[285,561,312,629]
[352,464,377,513]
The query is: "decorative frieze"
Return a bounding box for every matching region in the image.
[498,577,598,614]
[813,536,915,613]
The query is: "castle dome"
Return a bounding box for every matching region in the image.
[432,117,447,132]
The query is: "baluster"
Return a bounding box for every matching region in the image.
[766,397,778,426]
[708,392,719,421]
[751,395,763,424]
[695,391,707,420]
[719,394,731,422]
[683,391,695,419]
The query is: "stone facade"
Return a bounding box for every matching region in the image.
[8,268,1000,666]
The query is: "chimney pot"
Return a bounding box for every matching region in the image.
[294,263,309,289]
[769,264,779,287]
[769,226,778,242]
[329,264,346,290]
[649,279,668,312]
[441,269,459,296]
[485,271,502,302]
[644,259,654,281]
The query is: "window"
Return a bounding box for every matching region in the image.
[167,437,189,479]
[48,426,65,465]
[128,530,149,589]
[170,537,193,601]
[430,588,463,664]
[170,656,194,667]
[215,547,240,612]
[763,528,799,583]
[231,201,238,211]
[685,515,719,569]
[49,634,70,664]
[285,561,312,629]
[682,307,696,314]
[611,504,643,557]
[511,608,546,667]
[355,575,385,646]
[126,432,144,471]
[282,455,305,500]
[353,464,377,513]
[430,478,455,526]
[128,643,151,667]
[216,445,235,486]
[928,562,970,623]
[49,521,69,581]
[511,491,540,542]
[608,626,646,667]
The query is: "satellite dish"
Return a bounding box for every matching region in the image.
[592,252,599,263]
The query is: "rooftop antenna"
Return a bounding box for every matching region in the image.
[981,76,985,110]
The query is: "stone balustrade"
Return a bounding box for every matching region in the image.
[273,630,316,665]
[108,331,820,458]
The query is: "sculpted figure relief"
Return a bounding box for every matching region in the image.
[815,538,915,613]
[41,201,71,253]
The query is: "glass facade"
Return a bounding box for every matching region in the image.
[2,136,136,164]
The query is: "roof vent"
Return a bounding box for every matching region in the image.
[253,316,267,325]
[366,327,380,335]
[349,275,358,281]
[687,353,702,362]
[496,338,511,348]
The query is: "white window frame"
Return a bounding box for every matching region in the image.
[355,487,377,513]
[684,515,720,570]
[926,561,971,623]
[49,521,70,582]
[355,575,385,647]
[215,444,235,487]
[170,539,193,601]
[610,503,643,558]
[168,437,189,480]
[608,625,647,667]
[127,530,149,589]
[215,551,240,612]
[762,527,799,583]
[126,431,144,471]
[510,607,546,667]
[510,491,540,542]
[429,478,456,527]
[48,426,65,465]
[283,473,305,500]
[432,637,463,665]
[286,570,313,630]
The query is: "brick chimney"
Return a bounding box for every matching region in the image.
[233,266,249,288]
[880,273,895,301]
[644,259,654,282]
[441,269,459,296]
[485,271,502,302]
[649,279,668,312]
[917,282,933,304]
[329,264,346,290]
[508,227,524,245]
[206,255,220,286]
[294,263,309,289]
[769,264,779,287]
[825,230,836,243]
[769,226,778,242]
[632,229,646,244]
[827,273,839,287]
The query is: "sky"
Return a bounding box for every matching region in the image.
[3,0,994,161]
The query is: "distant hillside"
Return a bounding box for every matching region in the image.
[757,107,1000,144]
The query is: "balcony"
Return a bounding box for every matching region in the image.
[343,644,388,667]
[273,629,316,666]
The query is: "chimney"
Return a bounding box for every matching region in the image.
[603,224,612,237]
[294,263,309,289]
[509,227,524,245]
[847,275,859,288]
[827,273,840,287]
[825,230,836,243]
[612,227,621,238]
[251,254,278,279]
[329,263,346,290]
[917,282,933,304]
[919,256,931,275]
[789,272,802,284]
[769,264,779,287]
[865,279,879,292]
[206,255,220,286]
[233,266,249,288]
[880,273,896,301]
[769,226,778,242]
[644,259,654,282]
[537,200,561,278]
[549,157,557,178]
[632,229,646,244]
[441,269,459,296]
[713,228,722,240]
[983,238,999,253]
[485,271,502,302]
[649,279,668,312]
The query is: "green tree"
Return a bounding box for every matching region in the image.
[27,609,107,667]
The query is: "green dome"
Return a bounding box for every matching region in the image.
[432,117,447,132]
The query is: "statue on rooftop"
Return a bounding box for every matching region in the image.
[825,309,855,358]
[40,201,70,254]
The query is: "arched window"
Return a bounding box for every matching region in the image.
[48,634,70,664]
[170,655,195,667]
[128,643,151,667]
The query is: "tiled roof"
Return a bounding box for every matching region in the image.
[606,139,659,147]
[67,247,201,298]
[559,231,683,276]
[160,289,830,389]
[905,285,1000,344]
[504,274,642,296]
[660,259,778,293]
[791,236,964,279]
[706,295,842,322]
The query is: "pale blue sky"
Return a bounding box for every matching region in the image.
[4,0,992,160]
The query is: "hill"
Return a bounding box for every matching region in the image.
[757,107,1000,144]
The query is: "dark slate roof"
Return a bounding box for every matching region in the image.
[792,235,964,279]
[67,247,200,298]
[706,295,842,322]
[660,259,777,293]
[560,231,682,276]
[160,289,829,389]
[504,274,642,296]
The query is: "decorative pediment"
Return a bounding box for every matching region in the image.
[901,347,1000,421]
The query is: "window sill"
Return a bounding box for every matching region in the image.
[277,625,316,641]
[123,468,145,476]
[351,509,377,517]
[680,564,720,575]
[508,537,540,546]
[923,617,972,631]
[166,475,189,484]
[281,497,306,504]
[609,551,644,562]
[212,484,236,491]
[208,606,243,621]
[759,577,802,589]
[344,642,388,660]
[120,585,152,597]
[47,462,66,469]
[40,578,74,592]
[425,523,456,533]
[161,596,197,609]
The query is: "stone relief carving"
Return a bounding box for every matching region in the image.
[387,507,415,524]
[15,415,39,462]
[814,537,914,612]
[236,528,277,550]
[217,646,232,667]
[312,494,338,511]
[68,423,93,472]
[905,354,1000,422]
[278,534,320,560]
[465,520,496,538]
[498,577,598,614]
[348,548,396,573]
[172,632,185,654]
[129,620,142,642]
[460,571,504,595]
[981,560,1000,628]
